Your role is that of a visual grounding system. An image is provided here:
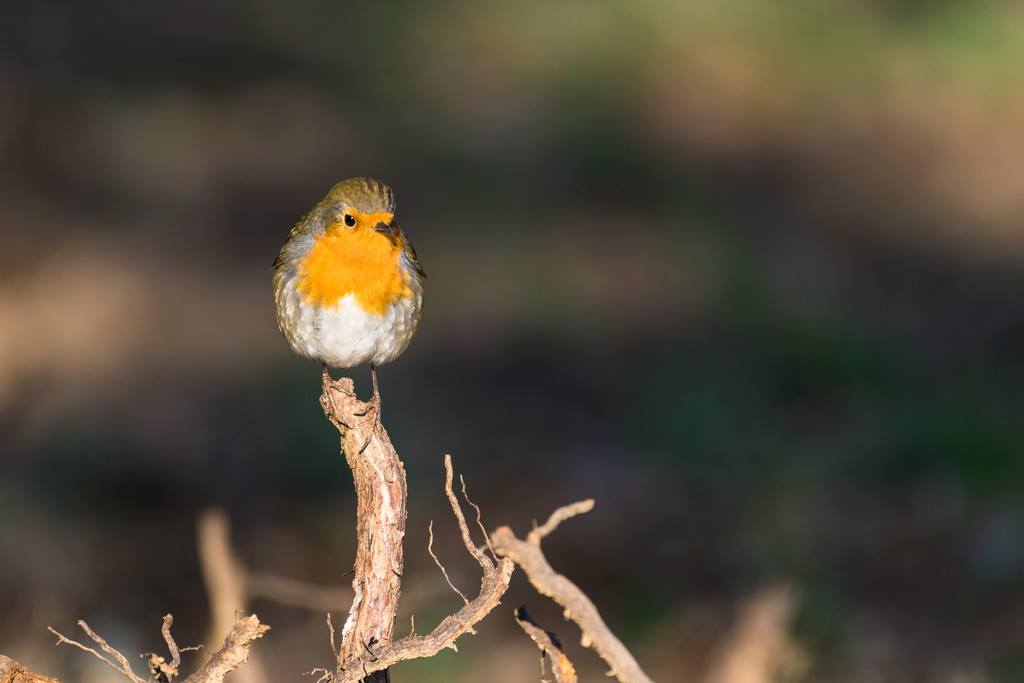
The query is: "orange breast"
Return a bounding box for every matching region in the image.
[296,228,412,315]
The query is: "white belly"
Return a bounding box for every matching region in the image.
[276,277,422,368]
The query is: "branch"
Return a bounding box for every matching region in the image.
[183,616,270,683]
[328,454,514,682]
[48,615,268,683]
[529,500,594,543]
[0,655,60,683]
[196,509,270,683]
[514,606,578,683]
[321,375,408,680]
[146,614,202,681]
[47,621,145,683]
[491,502,655,683]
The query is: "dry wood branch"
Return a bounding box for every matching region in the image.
[145,613,202,681]
[515,606,578,683]
[327,454,515,682]
[162,614,183,671]
[196,509,269,683]
[442,455,490,569]
[326,614,338,659]
[48,615,267,683]
[529,500,594,543]
[0,655,59,683]
[183,616,269,683]
[321,375,408,680]
[48,621,145,683]
[427,519,470,606]
[459,474,496,560]
[197,510,248,650]
[491,501,655,683]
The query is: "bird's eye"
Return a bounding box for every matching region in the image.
[343,213,357,227]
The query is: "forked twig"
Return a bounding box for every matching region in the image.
[460,474,497,561]
[427,519,470,606]
[492,501,654,683]
[48,621,145,683]
[330,455,514,682]
[49,615,268,683]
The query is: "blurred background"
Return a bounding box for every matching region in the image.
[2,1,1023,681]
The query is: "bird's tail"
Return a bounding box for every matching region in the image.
[363,668,390,683]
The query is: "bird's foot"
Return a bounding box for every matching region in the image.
[320,364,353,430]
[369,364,382,423]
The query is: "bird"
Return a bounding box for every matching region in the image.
[273,177,425,413]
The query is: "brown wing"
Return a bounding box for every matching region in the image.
[272,207,317,270]
[400,229,426,279]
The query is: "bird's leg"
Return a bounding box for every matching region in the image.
[321,363,351,430]
[370,363,382,417]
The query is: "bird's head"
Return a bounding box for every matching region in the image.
[320,177,399,241]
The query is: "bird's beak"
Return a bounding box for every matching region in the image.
[374,221,398,242]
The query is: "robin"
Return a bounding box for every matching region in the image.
[272,177,425,413]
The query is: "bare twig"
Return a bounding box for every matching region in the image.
[48,621,145,683]
[491,501,655,683]
[515,606,578,683]
[443,455,490,569]
[197,510,247,648]
[528,500,594,543]
[331,553,514,682]
[305,668,333,683]
[327,454,515,682]
[146,613,196,681]
[196,509,269,683]
[0,655,60,683]
[162,614,183,670]
[182,615,269,683]
[50,615,267,683]
[326,614,338,658]
[459,474,496,560]
[427,519,470,606]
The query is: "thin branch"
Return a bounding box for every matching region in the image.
[304,668,333,683]
[515,606,578,683]
[333,556,514,682]
[182,616,270,683]
[326,613,338,658]
[79,621,141,679]
[144,613,203,682]
[443,455,490,569]
[330,455,515,682]
[48,622,145,683]
[491,501,655,683]
[460,474,496,561]
[164,613,182,669]
[528,500,594,544]
[51,616,268,683]
[195,509,269,683]
[427,519,469,606]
